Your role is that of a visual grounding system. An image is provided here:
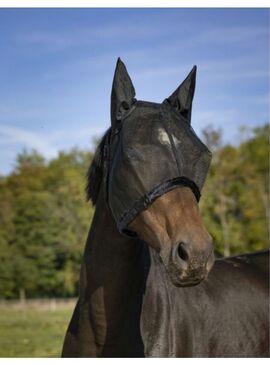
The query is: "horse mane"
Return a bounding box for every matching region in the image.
[86,128,111,205]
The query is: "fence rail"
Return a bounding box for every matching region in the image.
[0,298,76,311]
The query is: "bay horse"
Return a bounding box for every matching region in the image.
[62,59,269,357]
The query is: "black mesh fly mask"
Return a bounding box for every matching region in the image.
[106,59,212,235]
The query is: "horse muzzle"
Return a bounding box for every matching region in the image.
[161,240,215,287]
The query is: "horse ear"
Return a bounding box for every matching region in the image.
[111,58,136,125]
[164,65,197,124]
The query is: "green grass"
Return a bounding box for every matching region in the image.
[0,301,75,357]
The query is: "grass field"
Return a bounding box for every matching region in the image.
[0,299,76,357]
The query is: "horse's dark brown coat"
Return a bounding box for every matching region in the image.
[62,182,269,357]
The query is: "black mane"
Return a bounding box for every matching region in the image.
[86,128,110,205]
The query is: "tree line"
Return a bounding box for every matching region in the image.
[0,124,268,299]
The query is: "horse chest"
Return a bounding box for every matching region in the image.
[139,257,195,357]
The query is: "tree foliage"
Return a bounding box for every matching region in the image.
[0,124,268,298]
[0,149,94,299]
[201,124,269,257]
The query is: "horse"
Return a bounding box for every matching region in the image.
[62,59,269,357]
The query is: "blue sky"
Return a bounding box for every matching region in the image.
[0,8,269,175]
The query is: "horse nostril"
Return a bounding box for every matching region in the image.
[177,242,189,262]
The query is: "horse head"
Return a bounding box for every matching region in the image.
[107,58,214,287]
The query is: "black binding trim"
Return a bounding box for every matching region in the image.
[118,176,201,235]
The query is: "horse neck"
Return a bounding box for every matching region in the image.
[79,183,146,354]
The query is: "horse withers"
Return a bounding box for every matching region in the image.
[62,59,269,357]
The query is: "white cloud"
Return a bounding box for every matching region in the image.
[130,54,268,92]
[0,122,106,156]
[190,25,268,45]
[0,124,57,157]
[15,23,170,51]
[49,125,107,145]
[0,104,44,120]
[0,122,109,175]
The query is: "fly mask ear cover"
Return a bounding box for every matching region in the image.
[107,59,212,235]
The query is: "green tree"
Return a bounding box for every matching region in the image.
[0,148,94,298]
[201,123,269,256]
